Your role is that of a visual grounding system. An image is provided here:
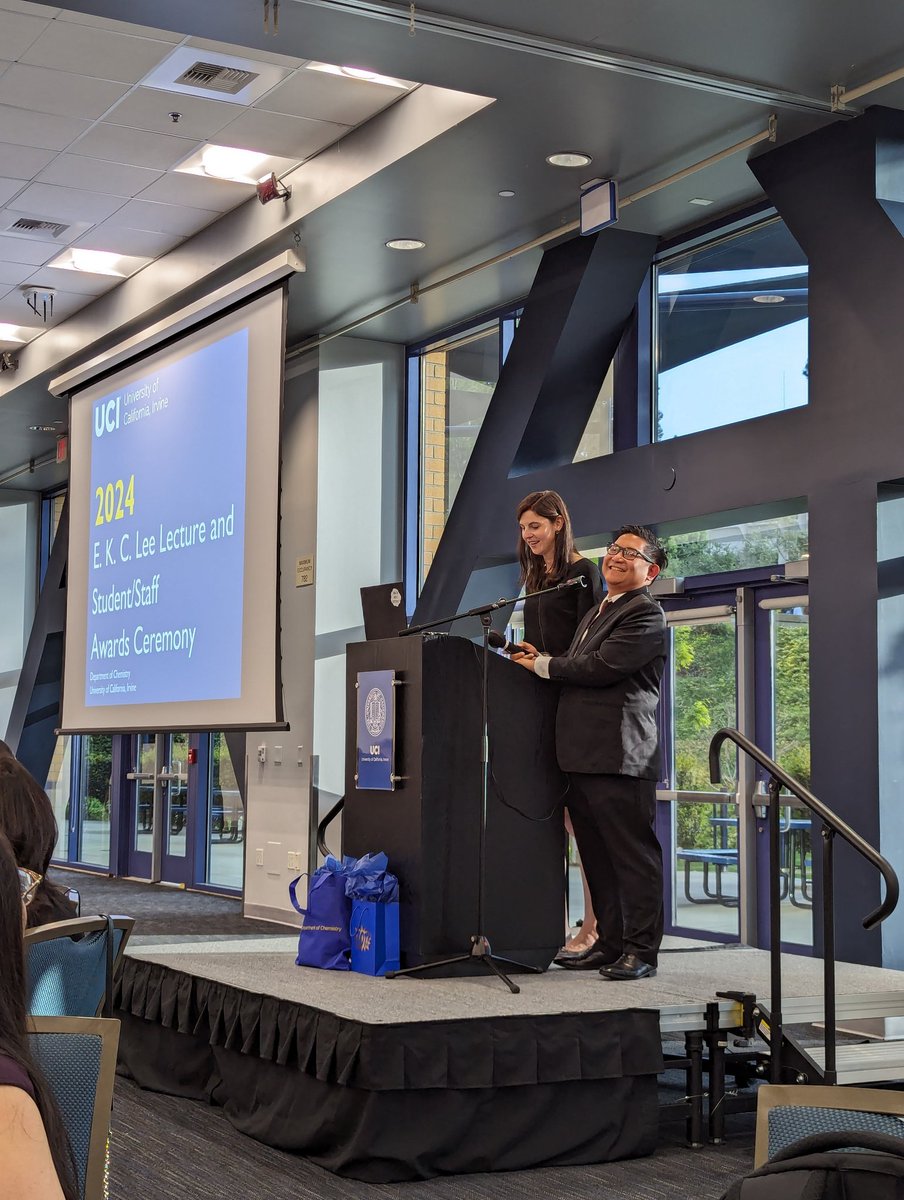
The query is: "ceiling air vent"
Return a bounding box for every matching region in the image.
[8,217,70,240]
[174,61,259,95]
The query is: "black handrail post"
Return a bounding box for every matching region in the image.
[822,826,837,1084]
[767,774,783,1083]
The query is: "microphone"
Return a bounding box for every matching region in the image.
[487,630,531,654]
[557,576,587,590]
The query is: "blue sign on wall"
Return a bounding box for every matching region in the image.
[356,670,396,791]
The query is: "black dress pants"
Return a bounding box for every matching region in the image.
[566,772,663,967]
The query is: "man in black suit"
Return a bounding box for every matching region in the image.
[513,524,668,980]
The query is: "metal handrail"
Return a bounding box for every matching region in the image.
[316,794,345,858]
[710,728,898,927]
[710,727,899,1087]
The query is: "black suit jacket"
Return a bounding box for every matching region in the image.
[547,586,667,779]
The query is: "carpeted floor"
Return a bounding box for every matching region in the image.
[53,867,290,937]
[109,1074,755,1200]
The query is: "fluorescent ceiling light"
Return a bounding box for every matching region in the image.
[546,151,592,168]
[305,61,411,89]
[202,145,268,181]
[689,197,714,206]
[175,143,299,186]
[0,323,36,343]
[386,238,425,250]
[47,248,151,277]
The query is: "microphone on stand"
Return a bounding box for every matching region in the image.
[487,630,532,655]
[557,576,587,589]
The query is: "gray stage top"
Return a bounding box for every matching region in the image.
[125,938,904,1025]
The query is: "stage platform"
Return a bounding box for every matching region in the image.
[114,934,904,1181]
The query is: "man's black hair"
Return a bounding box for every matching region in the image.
[614,524,668,570]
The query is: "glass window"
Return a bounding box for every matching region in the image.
[418,323,500,586]
[663,512,808,578]
[77,734,112,868]
[207,733,244,890]
[655,219,808,440]
[572,362,614,464]
[46,737,72,863]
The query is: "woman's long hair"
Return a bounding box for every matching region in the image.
[516,490,576,593]
[0,756,70,928]
[0,832,78,1200]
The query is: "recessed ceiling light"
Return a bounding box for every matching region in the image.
[546,151,592,168]
[689,197,714,206]
[386,238,426,250]
[305,61,411,89]
[47,248,151,278]
[174,143,297,186]
[201,145,268,181]
[498,189,515,198]
[0,323,34,344]
[752,294,785,304]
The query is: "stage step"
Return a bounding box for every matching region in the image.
[804,1039,904,1085]
[775,991,904,1026]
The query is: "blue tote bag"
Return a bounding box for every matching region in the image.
[289,855,352,970]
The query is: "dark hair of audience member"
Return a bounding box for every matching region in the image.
[0,832,78,1200]
[0,756,73,928]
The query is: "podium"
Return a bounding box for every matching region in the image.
[343,634,564,972]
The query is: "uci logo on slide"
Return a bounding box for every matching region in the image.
[94,396,120,439]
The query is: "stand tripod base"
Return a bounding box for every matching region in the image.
[385,935,544,994]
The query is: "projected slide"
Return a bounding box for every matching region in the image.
[85,330,248,706]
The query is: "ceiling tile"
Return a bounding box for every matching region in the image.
[69,123,199,171]
[259,70,404,125]
[37,154,161,197]
[10,181,126,223]
[0,9,52,59]
[20,22,176,84]
[0,104,91,151]
[75,222,183,258]
[136,172,253,213]
[217,109,347,159]
[0,259,32,286]
[23,264,121,297]
[0,142,56,181]
[0,177,26,206]
[106,198,218,236]
[0,234,56,266]
[54,10,182,41]
[185,35,304,71]
[104,87,237,140]
[0,64,129,121]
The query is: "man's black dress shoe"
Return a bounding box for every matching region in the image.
[598,953,656,980]
[555,943,619,970]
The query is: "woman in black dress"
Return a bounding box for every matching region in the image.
[514,490,604,955]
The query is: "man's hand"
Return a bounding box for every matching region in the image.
[511,647,538,672]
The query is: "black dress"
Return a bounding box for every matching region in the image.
[523,556,605,656]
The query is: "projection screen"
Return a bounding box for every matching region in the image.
[60,284,286,732]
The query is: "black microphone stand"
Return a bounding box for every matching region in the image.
[385,577,585,993]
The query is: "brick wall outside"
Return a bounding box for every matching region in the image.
[420,351,448,581]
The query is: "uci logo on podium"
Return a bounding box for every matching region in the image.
[94,396,121,438]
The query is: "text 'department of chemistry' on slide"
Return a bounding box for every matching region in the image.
[85,329,248,706]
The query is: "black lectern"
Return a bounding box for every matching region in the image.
[343,634,564,972]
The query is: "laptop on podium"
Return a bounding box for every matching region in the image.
[360,582,408,640]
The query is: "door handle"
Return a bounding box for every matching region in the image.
[126,771,155,781]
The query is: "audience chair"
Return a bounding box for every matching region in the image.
[755,1083,904,1166]
[28,1015,120,1200]
[26,916,135,1019]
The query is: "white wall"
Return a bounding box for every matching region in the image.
[243,335,403,923]
[0,493,38,740]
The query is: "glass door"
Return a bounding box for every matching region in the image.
[124,731,192,884]
[658,594,740,941]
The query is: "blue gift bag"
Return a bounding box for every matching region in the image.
[350,899,400,976]
[289,856,352,970]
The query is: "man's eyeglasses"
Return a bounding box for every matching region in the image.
[17,866,42,906]
[606,542,654,564]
